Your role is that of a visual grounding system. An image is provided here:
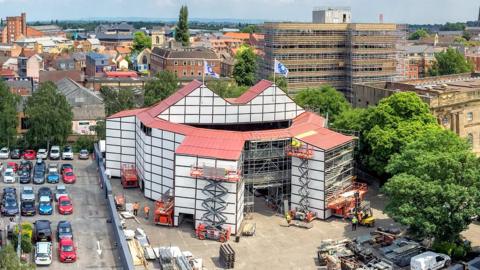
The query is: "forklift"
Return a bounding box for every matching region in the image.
[195,224,231,243]
[352,192,375,227]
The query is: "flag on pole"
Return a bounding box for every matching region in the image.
[204,60,219,79]
[274,59,289,77]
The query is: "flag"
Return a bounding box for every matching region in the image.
[204,60,219,79]
[274,59,289,77]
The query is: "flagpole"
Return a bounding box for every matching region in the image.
[273,57,276,86]
[202,58,205,86]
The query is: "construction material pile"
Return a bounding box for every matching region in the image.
[220,243,235,269]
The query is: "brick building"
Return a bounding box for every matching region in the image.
[0,13,44,44]
[150,47,220,79]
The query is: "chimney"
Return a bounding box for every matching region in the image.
[21,12,27,35]
[379,14,384,24]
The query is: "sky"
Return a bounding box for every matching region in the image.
[0,0,479,24]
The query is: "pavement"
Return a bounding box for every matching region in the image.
[0,157,120,269]
[111,180,408,270]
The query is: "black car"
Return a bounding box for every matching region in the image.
[19,160,33,171]
[21,200,36,216]
[37,187,53,201]
[19,169,31,184]
[60,163,73,174]
[57,221,73,240]
[34,220,52,242]
[2,196,19,216]
[10,149,21,159]
[32,170,45,184]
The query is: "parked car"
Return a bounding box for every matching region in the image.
[0,147,10,159]
[7,162,18,172]
[46,167,60,184]
[3,168,15,183]
[1,190,18,216]
[49,146,61,160]
[21,200,36,216]
[36,149,48,160]
[33,170,45,185]
[62,146,73,160]
[78,149,89,160]
[58,238,77,263]
[19,169,31,184]
[60,163,73,174]
[62,168,76,184]
[38,196,53,215]
[34,220,52,242]
[21,186,35,201]
[23,149,36,160]
[38,187,53,201]
[57,221,73,240]
[19,160,33,171]
[34,241,53,265]
[410,251,451,270]
[58,196,73,215]
[10,149,22,159]
[55,185,68,201]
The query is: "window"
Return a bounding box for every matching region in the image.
[174,61,178,66]
[467,133,474,145]
[183,71,187,76]
[140,123,152,136]
[467,112,473,121]
[156,36,160,44]
[191,71,194,76]
[442,116,449,126]
[198,72,202,76]
[183,61,187,66]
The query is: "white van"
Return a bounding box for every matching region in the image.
[410,251,450,270]
[35,241,52,265]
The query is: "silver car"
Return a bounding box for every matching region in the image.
[21,186,35,201]
[55,185,68,201]
[78,149,89,160]
[36,149,48,160]
[0,147,9,159]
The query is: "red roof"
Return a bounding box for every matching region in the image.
[176,132,245,160]
[147,80,203,117]
[108,108,146,119]
[229,79,273,104]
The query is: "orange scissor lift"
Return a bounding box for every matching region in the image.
[154,191,174,226]
[326,181,368,218]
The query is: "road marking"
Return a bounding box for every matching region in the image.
[97,241,102,256]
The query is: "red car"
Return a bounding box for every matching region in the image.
[62,168,76,184]
[58,196,73,215]
[6,162,18,172]
[58,238,77,263]
[23,150,36,160]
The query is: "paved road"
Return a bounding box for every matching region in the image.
[0,157,121,269]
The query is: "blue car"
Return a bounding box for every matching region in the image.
[38,196,52,215]
[46,170,60,184]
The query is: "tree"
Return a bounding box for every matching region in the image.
[132,31,152,53]
[267,74,288,91]
[24,82,73,148]
[144,71,179,106]
[240,25,258,34]
[359,92,437,175]
[206,80,248,98]
[408,29,429,40]
[100,86,136,116]
[383,129,480,242]
[440,22,465,31]
[294,85,350,123]
[233,45,257,86]
[0,81,19,147]
[0,244,34,269]
[93,119,106,140]
[331,108,369,132]
[462,30,472,41]
[175,5,190,47]
[429,47,474,76]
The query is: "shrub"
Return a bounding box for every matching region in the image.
[432,240,471,260]
[74,135,95,152]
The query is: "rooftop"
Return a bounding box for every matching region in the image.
[151,47,218,60]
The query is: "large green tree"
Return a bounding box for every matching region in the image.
[132,31,151,53]
[175,5,190,47]
[408,29,429,40]
[100,86,136,116]
[294,85,350,123]
[383,128,480,242]
[233,45,257,86]
[0,81,19,147]
[267,74,288,91]
[359,92,437,175]
[144,71,179,106]
[429,47,474,76]
[0,244,34,270]
[24,82,73,148]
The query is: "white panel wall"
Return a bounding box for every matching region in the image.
[106,116,136,178]
[290,145,326,220]
[174,155,243,234]
[157,85,304,125]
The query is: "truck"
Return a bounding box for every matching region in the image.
[410,251,451,270]
[99,140,106,158]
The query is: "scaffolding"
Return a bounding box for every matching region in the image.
[287,142,314,213]
[242,139,291,215]
[324,141,356,204]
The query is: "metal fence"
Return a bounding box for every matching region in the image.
[93,143,134,270]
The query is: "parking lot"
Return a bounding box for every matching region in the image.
[0,156,120,269]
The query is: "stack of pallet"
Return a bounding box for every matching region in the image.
[220,244,235,269]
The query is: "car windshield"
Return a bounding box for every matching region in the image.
[23,189,33,194]
[34,172,43,177]
[66,172,74,176]
[80,150,88,154]
[39,196,50,202]
[51,149,59,153]
[60,226,71,233]
[60,200,71,206]
[0,149,7,153]
[23,202,34,207]
[4,171,13,176]
[37,252,50,258]
[5,200,17,207]
[62,245,74,252]
[21,171,29,176]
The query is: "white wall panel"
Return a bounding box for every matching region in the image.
[106,120,120,129]
[121,122,135,131]
[122,116,135,123]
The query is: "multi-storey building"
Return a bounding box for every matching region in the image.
[0,13,44,44]
[261,22,406,98]
[86,52,114,77]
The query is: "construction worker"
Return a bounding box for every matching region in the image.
[351,216,358,231]
[144,205,150,220]
[133,202,139,216]
[286,213,292,224]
